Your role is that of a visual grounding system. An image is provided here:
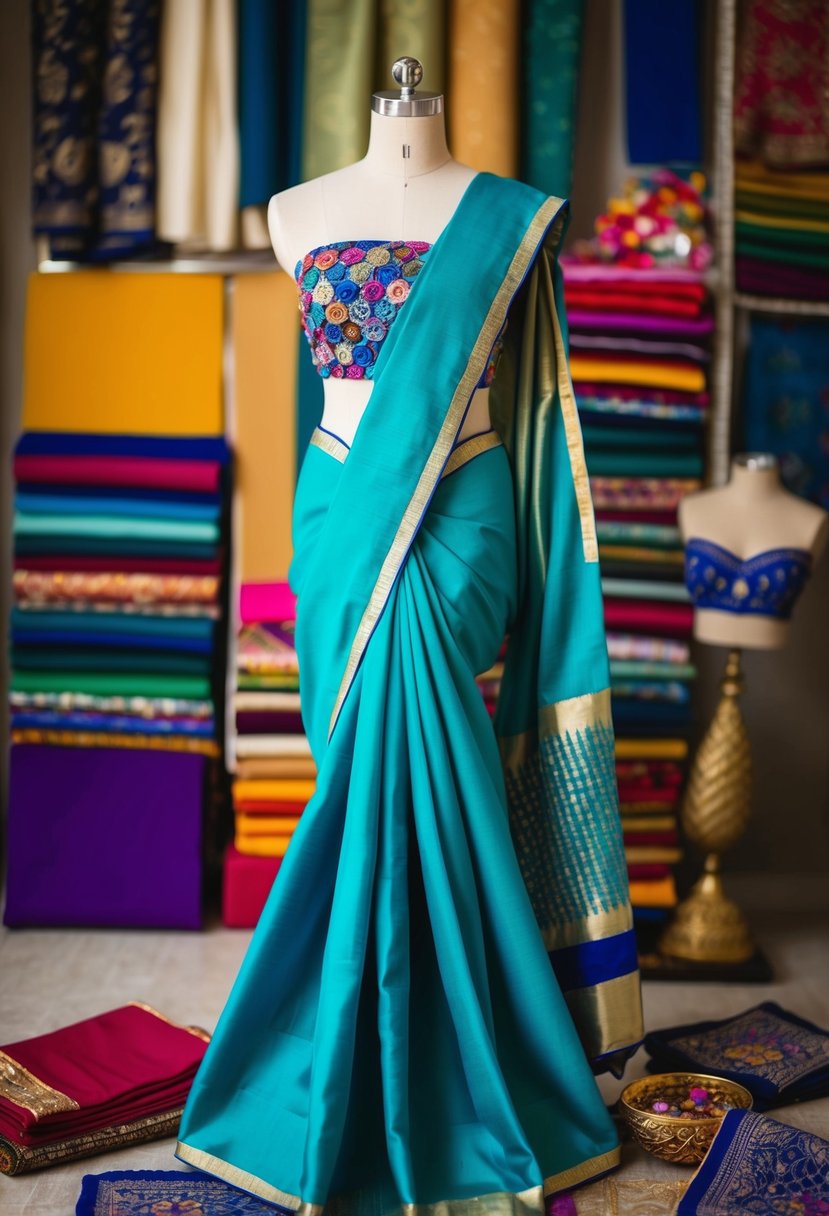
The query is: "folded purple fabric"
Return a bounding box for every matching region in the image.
[567,310,715,336]
[4,745,205,929]
[234,711,305,735]
[735,256,829,301]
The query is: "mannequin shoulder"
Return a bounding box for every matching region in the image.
[677,484,729,536]
[267,180,326,273]
[786,495,829,559]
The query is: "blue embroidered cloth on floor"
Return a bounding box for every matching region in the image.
[75,1170,290,1216]
[645,1002,829,1109]
[677,1110,829,1215]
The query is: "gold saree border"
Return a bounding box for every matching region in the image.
[442,430,503,478]
[563,972,645,1063]
[549,281,598,564]
[176,1141,316,1213]
[0,1050,79,1118]
[311,426,504,481]
[499,689,612,774]
[0,1108,183,1177]
[328,195,567,739]
[176,1139,620,1214]
[540,903,633,953]
[310,428,349,464]
[128,1001,212,1044]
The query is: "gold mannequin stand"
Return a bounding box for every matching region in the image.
[660,648,754,963]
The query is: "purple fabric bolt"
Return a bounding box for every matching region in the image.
[4,745,205,929]
[234,711,305,735]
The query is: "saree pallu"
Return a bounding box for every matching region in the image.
[177,175,641,1214]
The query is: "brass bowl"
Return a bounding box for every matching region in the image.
[619,1072,753,1166]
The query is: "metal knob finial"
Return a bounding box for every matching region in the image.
[372,56,443,117]
[392,57,423,97]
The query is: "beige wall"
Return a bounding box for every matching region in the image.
[1,0,826,882]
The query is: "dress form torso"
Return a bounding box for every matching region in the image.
[268,110,489,446]
[679,454,829,649]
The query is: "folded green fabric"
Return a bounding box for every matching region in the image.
[583,424,700,452]
[597,521,681,548]
[13,512,219,542]
[10,607,213,640]
[610,660,697,681]
[12,649,211,675]
[587,451,703,478]
[11,671,212,698]
[736,239,829,269]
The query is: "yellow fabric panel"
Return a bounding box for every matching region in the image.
[235,813,302,833]
[569,356,705,394]
[735,208,829,234]
[447,0,519,177]
[735,159,829,201]
[23,273,224,434]
[233,273,298,583]
[628,876,678,908]
[233,778,315,804]
[235,834,293,857]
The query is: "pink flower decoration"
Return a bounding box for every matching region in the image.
[345,364,365,379]
[387,279,409,304]
[340,246,365,266]
[362,280,385,303]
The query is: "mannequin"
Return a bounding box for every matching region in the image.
[680,453,829,649]
[177,60,642,1216]
[267,70,489,446]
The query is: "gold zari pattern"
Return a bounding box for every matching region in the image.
[0,1051,79,1118]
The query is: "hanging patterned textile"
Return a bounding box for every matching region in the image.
[742,315,829,508]
[156,0,238,251]
[521,0,585,200]
[377,0,446,95]
[238,0,306,248]
[734,0,829,169]
[301,0,376,182]
[32,0,161,260]
[622,0,702,166]
[447,0,520,177]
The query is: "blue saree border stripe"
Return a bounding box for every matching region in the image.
[548,929,639,992]
[676,1109,749,1215]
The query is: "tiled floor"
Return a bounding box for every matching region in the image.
[1,908,827,1215]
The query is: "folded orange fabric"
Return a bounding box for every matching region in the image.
[628,875,678,907]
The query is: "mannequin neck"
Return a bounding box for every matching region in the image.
[362,109,451,178]
[728,454,782,499]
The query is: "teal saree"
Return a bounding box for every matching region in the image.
[176,174,642,1215]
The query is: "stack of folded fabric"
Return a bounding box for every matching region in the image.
[223,581,314,927]
[5,431,230,930]
[734,160,829,302]
[0,1003,209,1176]
[561,258,711,933]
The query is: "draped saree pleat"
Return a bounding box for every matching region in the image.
[176,175,641,1215]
